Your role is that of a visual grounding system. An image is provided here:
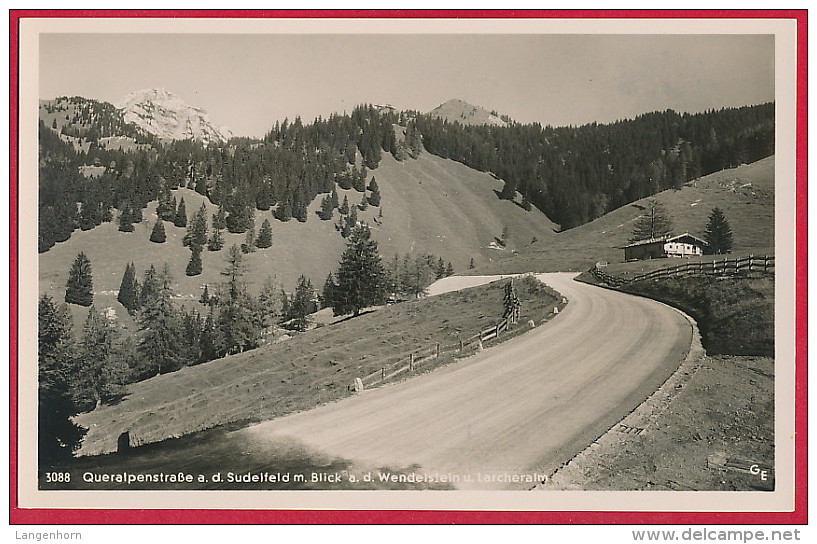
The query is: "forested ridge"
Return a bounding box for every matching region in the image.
[416,103,774,228]
[38,100,421,253]
[38,96,773,253]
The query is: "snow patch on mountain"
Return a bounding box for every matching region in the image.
[115,88,232,143]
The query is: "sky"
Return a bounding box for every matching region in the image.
[39,33,775,138]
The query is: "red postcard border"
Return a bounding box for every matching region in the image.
[8,9,808,525]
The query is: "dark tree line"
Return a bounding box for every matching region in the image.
[38,102,399,253]
[39,96,772,255]
[415,103,774,229]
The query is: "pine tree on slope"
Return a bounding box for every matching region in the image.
[65,252,93,307]
[332,224,388,317]
[117,262,140,314]
[704,207,734,254]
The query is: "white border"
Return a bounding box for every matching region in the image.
[16,15,799,513]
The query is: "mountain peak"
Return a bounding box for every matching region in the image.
[115,88,232,143]
[428,99,507,127]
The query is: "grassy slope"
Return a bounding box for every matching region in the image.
[39,150,558,324]
[619,275,774,357]
[73,278,560,456]
[372,152,557,269]
[476,156,775,274]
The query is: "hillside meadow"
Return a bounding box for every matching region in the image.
[72,276,561,457]
[38,149,558,332]
[476,156,775,274]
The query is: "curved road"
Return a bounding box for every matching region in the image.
[239,273,692,489]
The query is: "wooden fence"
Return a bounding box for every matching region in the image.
[352,317,514,391]
[591,254,774,287]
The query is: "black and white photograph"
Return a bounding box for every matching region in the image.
[13,13,802,518]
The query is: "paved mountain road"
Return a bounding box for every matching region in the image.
[239,273,692,489]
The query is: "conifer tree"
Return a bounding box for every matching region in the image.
[169,195,178,221]
[186,244,203,276]
[213,205,227,231]
[287,275,314,332]
[405,122,422,158]
[293,195,309,223]
[353,165,367,192]
[500,225,510,247]
[214,246,262,356]
[73,306,128,410]
[258,276,281,328]
[337,171,353,190]
[704,207,734,254]
[177,307,202,366]
[117,262,139,314]
[38,294,85,465]
[174,197,187,228]
[208,225,224,252]
[274,199,293,222]
[400,254,436,298]
[499,180,517,201]
[156,185,175,221]
[198,307,218,364]
[255,218,273,248]
[227,204,254,233]
[318,196,334,220]
[118,205,135,232]
[630,198,673,242]
[138,264,160,309]
[359,192,369,211]
[341,219,352,238]
[332,224,387,317]
[242,222,256,253]
[322,272,337,310]
[200,284,212,305]
[149,218,166,243]
[184,203,208,247]
[279,288,291,323]
[65,252,93,307]
[368,186,381,207]
[445,262,454,276]
[137,264,184,376]
[436,257,446,279]
[330,188,339,209]
[339,195,350,215]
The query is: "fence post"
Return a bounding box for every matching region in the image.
[381,367,386,380]
[748,254,754,272]
[495,323,500,338]
[459,337,464,352]
[409,353,414,371]
[435,342,440,359]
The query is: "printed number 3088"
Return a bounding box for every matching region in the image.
[44,472,70,482]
